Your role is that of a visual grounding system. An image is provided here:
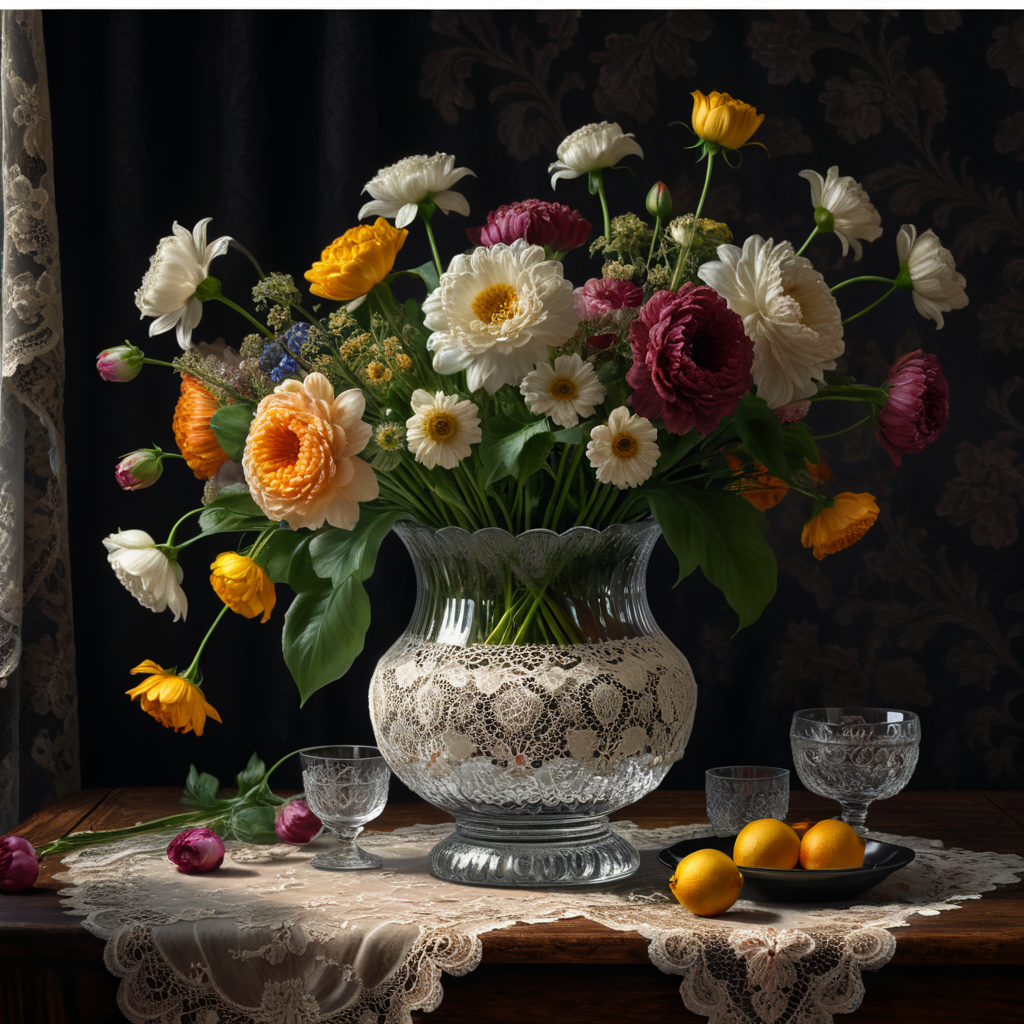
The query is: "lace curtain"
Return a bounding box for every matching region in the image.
[0,10,77,832]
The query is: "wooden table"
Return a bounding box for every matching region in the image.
[3,789,1023,1023]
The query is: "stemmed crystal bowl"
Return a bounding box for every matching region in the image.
[790,708,920,833]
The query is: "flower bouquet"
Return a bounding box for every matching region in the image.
[101,91,962,732]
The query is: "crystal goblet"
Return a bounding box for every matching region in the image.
[790,708,920,834]
[300,745,390,870]
[705,766,790,837]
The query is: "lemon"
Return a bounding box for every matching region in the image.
[732,818,802,870]
[799,818,866,870]
[669,848,744,916]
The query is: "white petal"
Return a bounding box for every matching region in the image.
[148,309,183,336]
[395,203,420,229]
[433,190,470,217]
[358,199,397,221]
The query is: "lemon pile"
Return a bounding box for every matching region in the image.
[668,818,866,916]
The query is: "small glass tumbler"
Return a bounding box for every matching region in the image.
[705,766,790,837]
[300,745,390,870]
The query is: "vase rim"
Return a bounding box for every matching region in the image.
[392,518,659,542]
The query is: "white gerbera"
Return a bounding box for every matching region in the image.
[548,122,644,189]
[896,224,968,329]
[358,153,476,229]
[103,529,187,622]
[424,239,579,395]
[134,218,232,350]
[406,390,482,470]
[586,407,659,490]
[699,236,844,410]
[798,166,882,261]
[520,354,606,429]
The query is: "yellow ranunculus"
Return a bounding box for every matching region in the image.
[304,218,408,301]
[210,552,276,622]
[690,90,765,150]
[800,492,879,560]
[126,660,222,736]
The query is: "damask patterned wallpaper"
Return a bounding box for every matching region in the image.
[43,10,1023,792]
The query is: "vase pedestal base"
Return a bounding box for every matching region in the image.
[427,813,640,887]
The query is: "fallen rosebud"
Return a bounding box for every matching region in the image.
[0,836,40,892]
[275,799,323,845]
[167,827,224,873]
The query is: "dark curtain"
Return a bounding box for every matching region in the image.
[43,10,1023,795]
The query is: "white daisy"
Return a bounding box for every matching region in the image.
[698,235,844,410]
[548,122,644,190]
[406,390,482,470]
[520,354,606,429]
[358,153,476,229]
[103,529,187,622]
[798,166,882,261]
[896,224,968,329]
[424,239,579,395]
[586,407,659,489]
[134,218,232,350]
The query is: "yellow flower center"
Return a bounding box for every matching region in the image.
[548,375,578,401]
[472,283,520,325]
[611,432,639,459]
[366,361,387,381]
[425,411,459,443]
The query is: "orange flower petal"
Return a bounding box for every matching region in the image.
[801,492,879,560]
[173,377,231,480]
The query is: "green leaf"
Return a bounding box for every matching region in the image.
[516,431,555,483]
[283,576,372,704]
[282,536,324,592]
[227,804,278,845]
[656,429,705,475]
[181,764,220,809]
[412,260,440,294]
[252,528,307,584]
[479,414,552,485]
[198,488,269,535]
[235,753,266,798]
[782,421,820,478]
[309,507,407,587]
[209,405,255,462]
[550,420,595,445]
[648,484,777,631]
[732,395,793,484]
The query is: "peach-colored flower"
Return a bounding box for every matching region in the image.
[801,492,879,560]
[172,376,231,479]
[242,373,378,530]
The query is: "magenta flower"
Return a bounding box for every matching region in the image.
[275,799,323,845]
[627,285,753,435]
[167,827,225,873]
[573,277,645,350]
[467,199,591,254]
[875,349,949,466]
[115,449,164,491]
[97,344,144,382]
[774,400,811,424]
[0,836,39,892]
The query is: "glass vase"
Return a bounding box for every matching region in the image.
[369,520,696,887]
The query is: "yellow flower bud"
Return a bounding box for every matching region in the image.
[304,219,408,302]
[690,90,765,151]
[210,552,276,622]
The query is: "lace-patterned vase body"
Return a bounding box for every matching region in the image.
[369,521,697,886]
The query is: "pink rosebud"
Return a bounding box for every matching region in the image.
[167,827,224,873]
[115,449,164,491]
[573,277,645,350]
[275,799,323,845]
[97,344,144,382]
[875,350,949,466]
[467,199,591,254]
[0,836,39,892]
[646,181,672,221]
[774,400,811,424]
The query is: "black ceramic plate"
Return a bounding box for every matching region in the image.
[659,835,916,903]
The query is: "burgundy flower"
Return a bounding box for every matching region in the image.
[574,277,645,350]
[875,349,949,466]
[0,836,39,892]
[467,199,591,254]
[167,827,225,873]
[275,799,323,845]
[627,285,753,435]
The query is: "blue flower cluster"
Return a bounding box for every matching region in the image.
[259,323,311,383]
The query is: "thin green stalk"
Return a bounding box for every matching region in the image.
[141,358,178,369]
[538,598,568,645]
[182,606,229,682]
[594,170,612,242]
[165,507,205,547]
[647,214,663,266]
[550,444,586,531]
[213,295,273,337]
[795,225,820,257]
[842,284,897,325]
[813,412,874,440]
[669,150,715,291]
[421,214,445,278]
[830,275,895,293]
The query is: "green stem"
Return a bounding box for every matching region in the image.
[214,295,273,337]
[594,170,611,242]
[842,284,898,325]
[813,412,875,440]
[795,225,820,257]
[421,212,444,278]
[165,507,205,548]
[669,150,715,291]
[830,275,896,293]
[182,606,230,682]
[647,214,663,266]
[35,810,215,859]
[141,358,178,369]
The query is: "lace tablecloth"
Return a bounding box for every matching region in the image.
[56,821,1024,1024]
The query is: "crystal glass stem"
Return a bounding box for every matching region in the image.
[840,801,870,834]
[311,825,382,871]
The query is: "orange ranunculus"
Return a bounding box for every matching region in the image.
[807,458,832,485]
[690,90,765,150]
[304,219,408,302]
[126,660,222,736]
[726,454,788,511]
[210,552,276,622]
[801,492,879,560]
[172,376,231,479]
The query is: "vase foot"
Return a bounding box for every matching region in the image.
[428,814,640,887]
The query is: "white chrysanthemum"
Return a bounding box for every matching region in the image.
[358,153,476,229]
[520,354,606,429]
[548,122,644,190]
[798,166,882,261]
[698,236,844,410]
[406,390,482,470]
[586,407,659,490]
[134,218,232,350]
[896,224,968,330]
[103,529,187,622]
[424,239,579,395]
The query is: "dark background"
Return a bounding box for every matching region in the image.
[42,11,1024,794]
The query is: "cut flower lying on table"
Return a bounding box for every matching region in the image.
[98,87,961,729]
